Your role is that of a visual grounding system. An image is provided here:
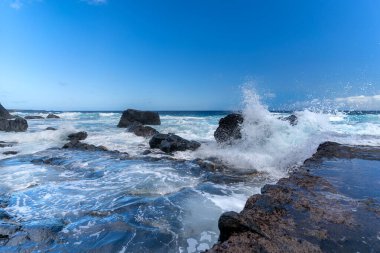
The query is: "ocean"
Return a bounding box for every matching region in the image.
[1,92,380,252]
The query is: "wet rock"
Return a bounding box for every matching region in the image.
[142,150,152,155]
[117,109,161,128]
[281,114,298,126]
[127,122,159,137]
[6,231,28,246]
[67,131,88,141]
[0,210,10,220]
[0,141,17,148]
[0,117,28,132]
[45,127,57,131]
[62,140,108,152]
[24,115,44,119]
[31,157,65,165]
[2,151,18,155]
[46,114,60,119]
[0,222,20,237]
[214,113,243,143]
[22,219,64,242]
[149,133,201,153]
[0,103,12,119]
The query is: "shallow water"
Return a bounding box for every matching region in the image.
[2,98,380,251]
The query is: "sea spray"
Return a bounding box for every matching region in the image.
[198,88,332,178]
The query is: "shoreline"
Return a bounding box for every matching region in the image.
[207,142,380,252]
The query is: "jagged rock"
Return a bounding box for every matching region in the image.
[46,114,60,119]
[67,131,88,141]
[149,133,201,153]
[127,122,159,137]
[45,127,57,131]
[0,103,12,119]
[281,114,298,126]
[62,140,108,151]
[2,151,18,155]
[117,109,161,128]
[24,115,44,119]
[214,113,244,143]
[0,117,28,132]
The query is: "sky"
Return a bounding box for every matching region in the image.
[1,0,380,111]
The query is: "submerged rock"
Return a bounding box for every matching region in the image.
[0,117,28,132]
[0,103,12,119]
[22,219,64,242]
[214,113,243,143]
[0,141,17,148]
[45,127,57,131]
[67,131,88,141]
[149,133,201,153]
[117,109,161,128]
[46,114,60,119]
[24,115,44,119]
[2,151,18,155]
[127,122,159,137]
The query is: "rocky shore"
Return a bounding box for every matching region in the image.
[208,142,380,252]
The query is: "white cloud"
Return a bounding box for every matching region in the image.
[9,0,22,9]
[84,0,107,5]
[335,95,380,110]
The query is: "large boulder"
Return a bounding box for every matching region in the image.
[0,104,12,119]
[117,109,161,128]
[127,122,159,137]
[214,113,244,143]
[46,114,60,119]
[0,117,28,132]
[149,133,201,153]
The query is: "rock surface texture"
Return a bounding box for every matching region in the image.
[214,113,244,143]
[46,114,60,119]
[117,109,161,128]
[149,133,201,153]
[208,142,380,253]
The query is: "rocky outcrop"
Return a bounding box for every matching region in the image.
[0,103,12,119]
[214,114,243,143]
[63,132,108,151]
[117,109,161,128]
[24,116,44,119]
[0,117,28,132]
[149,133,201,153]
[208,142,380,253]
[46,114,60,119]
[67,131,88,141]
[127,122,159,137]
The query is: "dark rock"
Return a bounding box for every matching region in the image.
[67,131,88,141]
[214,113,244,143]
[22,219,63,242]
[63,140,108,152]
[46,114,60,119]
[127,122,159,137]
[282,114,298,126]
[149,133,201,153]
[45,127,57,131]
[2,151,18,155]
[142,150,152,155]
[0,141,17,148]
[0,117,28,132]
[0,210,10,220]
[0,103,12,119]
[117,109,161,128]
[24,115,44,119]
[0,222,19,237]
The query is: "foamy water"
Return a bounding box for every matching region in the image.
[1,92,380,252]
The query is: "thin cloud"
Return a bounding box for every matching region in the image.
[84,0,107,5]
[9,0,22,9]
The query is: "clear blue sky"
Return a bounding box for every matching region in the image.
[1,0,380,111]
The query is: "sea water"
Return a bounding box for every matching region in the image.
[1,90,380,252]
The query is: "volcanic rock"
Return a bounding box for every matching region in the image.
[117,109,161,128]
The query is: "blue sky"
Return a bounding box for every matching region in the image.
[1,0,380,111]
